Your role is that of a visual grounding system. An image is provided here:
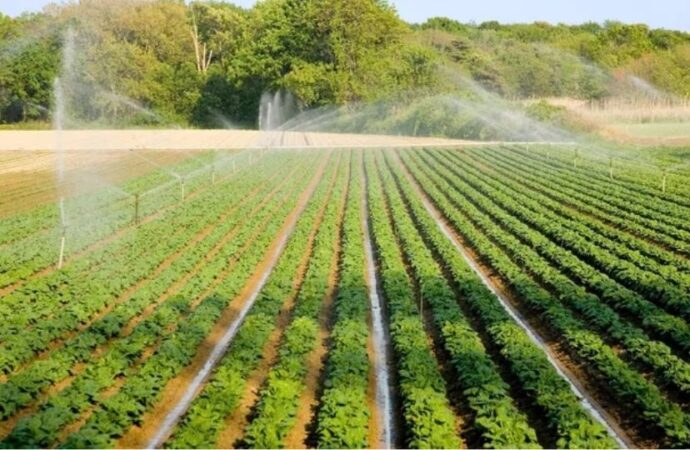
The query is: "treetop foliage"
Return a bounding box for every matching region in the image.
[0,0,688,127]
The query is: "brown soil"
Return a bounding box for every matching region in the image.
[0,150,195,216]
[114,152,329,449]
[600,127,690,147]
[0,130,473,153]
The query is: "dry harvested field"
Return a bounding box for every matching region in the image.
[0,129,471,151]
[2,139,690,449]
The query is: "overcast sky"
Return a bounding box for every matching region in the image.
[1,0,689,31]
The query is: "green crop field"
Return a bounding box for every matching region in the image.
[1,145,690,448]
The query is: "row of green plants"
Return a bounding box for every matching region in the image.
[0,154,314,423]
[507,145,690,211]
[436,149,690,346]
[405,150,690,446]
[243,158,347,448]
[59,154,327,448]
[429,149,690,395]
[316,151,371,449]
[165,153,342,449]
[1,156,321,448]
[479,147,690,255]
[507,146,690,227]
[391,152,618,448]
[440,149,690,352]
[0,150,272,338]
[0,153,295,375]
[453,149,690,286]
[366,154,462,448]
[372,152,545,448]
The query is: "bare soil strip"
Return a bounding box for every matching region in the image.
[394,151,632,449]
[0,150,197,216]
[0,130,471,152]
[115,153,329,449]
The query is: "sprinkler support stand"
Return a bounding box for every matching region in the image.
[58,226,67,269]
[662,169,668,193]
[134,193,140,225]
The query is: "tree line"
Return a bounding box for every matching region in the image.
[0,0,688,128]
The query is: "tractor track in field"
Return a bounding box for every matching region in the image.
[373,152,472,447]
[115,153,329,449]
[394,150,632,449]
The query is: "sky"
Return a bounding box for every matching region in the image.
[1,0,689,31]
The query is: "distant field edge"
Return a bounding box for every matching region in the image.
[0,130,489,151]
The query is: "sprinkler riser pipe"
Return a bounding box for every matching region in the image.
[58,231,66,269]
[134,193,140,225]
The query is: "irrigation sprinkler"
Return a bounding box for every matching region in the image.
[56,196,68,269]
[134,193,141,225]
[58,225,67,270]
[180,177,186,202]
[211,163,216,185]
[662,168,668,193]
[573,148,579,168]
[609,157,614,180]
